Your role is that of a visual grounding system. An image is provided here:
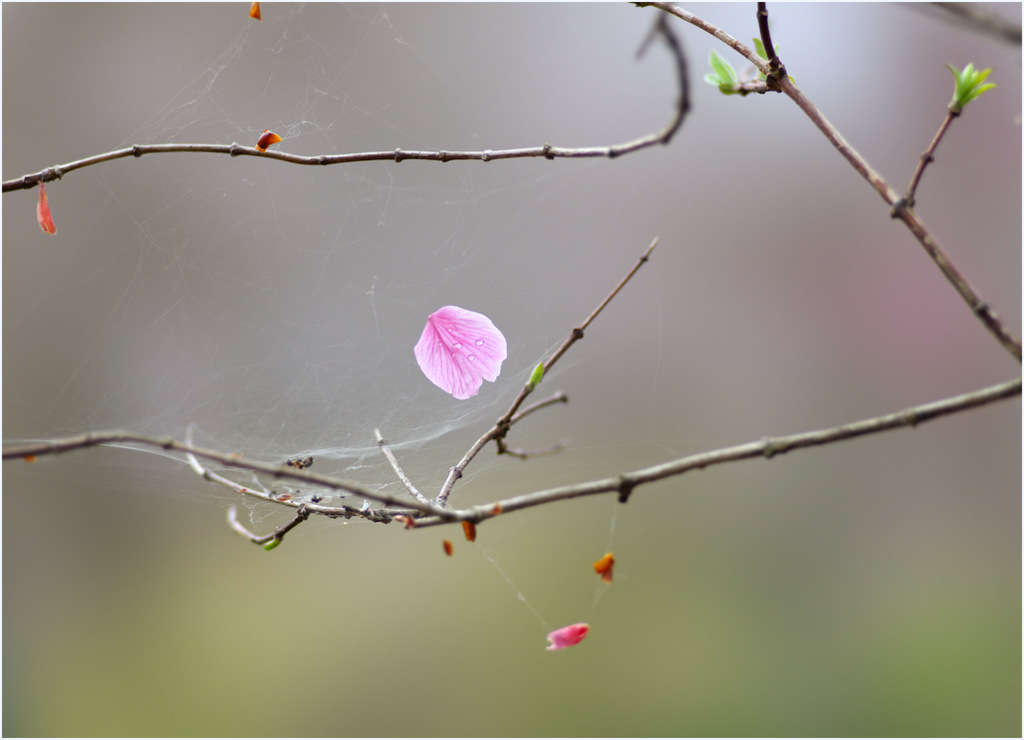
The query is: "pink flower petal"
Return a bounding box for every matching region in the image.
[546,623,590,651]
[414,306,507,399]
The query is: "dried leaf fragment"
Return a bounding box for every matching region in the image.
[593,552,615,584]
[37,182,57,235]
[443,539,454,556]
[255,129,282,152]
[546,623,590,651]
[462,521,477,542]
[249,2,261,21]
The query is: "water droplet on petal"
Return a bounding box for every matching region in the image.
[414,305,508,400]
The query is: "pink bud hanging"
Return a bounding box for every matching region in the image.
[414,306,506,400]
[546,623,590,651]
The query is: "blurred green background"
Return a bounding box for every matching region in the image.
[4,3,1020,736]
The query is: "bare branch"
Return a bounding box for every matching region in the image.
[375,428,429,505]
[508,391,569,426]
[412,377,1022,528]
[2,431,453,522]
[433,237,659,507]
[4,375,1018,534]
[228,504,310,548]
[647,2,1022,363]
[756,2,787,88]
[2,19,689,194]
[903,109,957,208]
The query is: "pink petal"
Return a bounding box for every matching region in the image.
[414,306,507,399]
[546,623,590,651]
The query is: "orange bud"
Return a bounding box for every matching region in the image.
[255,129,282,152]
[249,2,261,21]
[23,454,36,463]
[36,182,57,235]
[462,521,477,542]
[443,539,454,556]
[593,552,615,584]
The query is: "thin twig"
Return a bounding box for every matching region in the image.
[2,19,689,194]
[375,428,429,505]
[647,2,1022,363]
[903,109,957,208]
[508,391,569,425]
[756,2,786,87]
[433,237,659,507]
[638,3,770,76]
[500,441,567,461]
[500,393,572,458]
[410,376,1022,528]
[228,504,310,547]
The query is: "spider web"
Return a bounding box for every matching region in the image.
[4,4,679,522]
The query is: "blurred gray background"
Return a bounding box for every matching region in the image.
[3,3,1020,735]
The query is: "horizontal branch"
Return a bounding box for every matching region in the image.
[2,431,454,522]
[3,378,1018,534]
[2,17,690,194]
[412,376,1022,527]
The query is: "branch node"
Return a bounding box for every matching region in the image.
[542,143,554,160]
[617,476,636,504]
[889,197,911,219]
[393,148,405,163]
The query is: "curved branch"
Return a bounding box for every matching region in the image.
[2,19,689,194]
